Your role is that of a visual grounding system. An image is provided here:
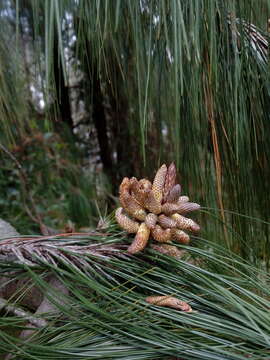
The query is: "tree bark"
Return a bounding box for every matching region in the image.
[91,70,114,181]
[53,29,73,131]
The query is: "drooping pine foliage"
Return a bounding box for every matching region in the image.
[0,0,269,260]
[1,230,270,359]
[1,2,270,358]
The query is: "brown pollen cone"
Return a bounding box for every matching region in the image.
[144,213,158,229]
[162,162,177,203]
[151,225,171,243]
[115,208,140,233]
[158,214,177,229]
[152,164,167,203]
[144,190,162,214]
[175,202,201,214]
[166,184,181,203]
[130,177,151,206]
[128,223,150,254]
[171,214,200,233]
[178,195,189,203]
[119,178,147,221]
[151,244,186,259]
[115,163,201,255]
[162,202,200,215]
[171,229,190,244]
[146,295,192,312]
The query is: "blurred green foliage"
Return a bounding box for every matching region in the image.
[0,129,109,234]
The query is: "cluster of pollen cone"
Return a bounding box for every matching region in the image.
[115,163,200,255]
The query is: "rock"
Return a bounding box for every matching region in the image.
[0,218,20,239]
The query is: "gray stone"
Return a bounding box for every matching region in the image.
[0,218,20,239]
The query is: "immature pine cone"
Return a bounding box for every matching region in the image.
[115,163,200,255]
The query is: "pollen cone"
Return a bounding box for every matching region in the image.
[151,244,186,258]
[151,225,171,243]
[145,213,158,229]
[146,295,192,312]
[171,213,200,233]
[152,164,167,203]
[128,223,150,254]
[115,208,140,233]
[163,162,177,202]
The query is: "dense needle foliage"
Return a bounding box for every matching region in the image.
[1,229,270,359]
[0,1,270,357]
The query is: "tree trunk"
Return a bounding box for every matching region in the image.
[53,30,73,131]
[91,70,114,183]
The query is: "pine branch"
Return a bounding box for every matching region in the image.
[0,233,128,267]
[0,297,47,328]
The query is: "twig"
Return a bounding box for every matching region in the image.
[0,231,108,245]
[0,297,47,328]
